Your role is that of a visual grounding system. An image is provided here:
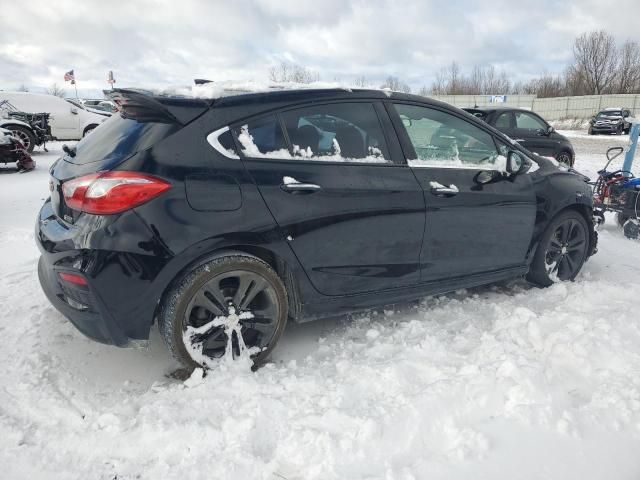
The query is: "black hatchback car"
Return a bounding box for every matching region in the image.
[36,88,596,370]
[464,107,575,166]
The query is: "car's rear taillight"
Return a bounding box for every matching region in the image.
[62,171,171,215]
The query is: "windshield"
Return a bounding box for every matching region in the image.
[597,110,622,117]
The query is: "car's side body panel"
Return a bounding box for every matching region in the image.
[35,89,596,347]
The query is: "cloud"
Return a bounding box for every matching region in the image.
[1,0,639,92]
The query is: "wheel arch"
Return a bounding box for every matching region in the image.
[151,244,303,327]
[83,123,99,135]
[527,202,596,264]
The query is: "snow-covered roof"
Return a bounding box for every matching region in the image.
[155,80,394,100]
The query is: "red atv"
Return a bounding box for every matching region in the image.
[0,127,35,172]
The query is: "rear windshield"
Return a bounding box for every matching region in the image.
[67,114,179,165]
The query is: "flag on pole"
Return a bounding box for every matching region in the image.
[64,70,75,85]
[107,70,116,85]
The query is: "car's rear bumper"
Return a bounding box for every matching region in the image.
[35,199,165,347]
[37,255,134,346]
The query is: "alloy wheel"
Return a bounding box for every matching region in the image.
[556,152,572,166]
[11,129,31,151]
[544,218,588,281]
[182,270,280,360]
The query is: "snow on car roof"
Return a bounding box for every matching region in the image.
[153,80,396,100]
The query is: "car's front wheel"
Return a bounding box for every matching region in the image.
[527,210,590,287]
[556,150,573,167]
[159,254,288,371]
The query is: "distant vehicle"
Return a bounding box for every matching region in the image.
[80,98,117,113]
[36,87,596,371]
[463,107,575,166]
[66,99,113,117]
[0,92,108,150]
[0,126,35,171]
[0,99,52,153]
[588,108,633,135]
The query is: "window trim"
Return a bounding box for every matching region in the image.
[230,100,401,167]
[386,100,507,170]
[206,126,240,159]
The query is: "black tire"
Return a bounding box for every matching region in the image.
[556,150,573,167]
[6,125,36,153]
[616,213,630,228]
[158,253,288,370]
[588,127,595,135]
[616,124,624,135]
[527,210,590,287]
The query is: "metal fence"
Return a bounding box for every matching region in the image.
[429,94,640,121]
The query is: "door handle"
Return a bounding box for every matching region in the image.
[429,182,459,197]
[280,176,322,194]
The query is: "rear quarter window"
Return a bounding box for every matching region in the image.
[68,114,179,165]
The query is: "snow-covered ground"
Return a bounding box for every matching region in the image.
[1,136,640,480]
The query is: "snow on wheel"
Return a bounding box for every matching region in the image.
[527,210,590,287]
[159,253,288,371]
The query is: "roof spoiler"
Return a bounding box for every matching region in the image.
[106,88,210,125]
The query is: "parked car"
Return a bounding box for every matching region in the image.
[67,98,113,117]
[36,88,597,371]
[80,98,117,113]
[588,107,633,135]
[463,107,575,166]
[0,100,52,153]
[0,92,108,150]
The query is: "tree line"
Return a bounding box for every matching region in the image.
[428,30,640,97]
[270,30,640,98]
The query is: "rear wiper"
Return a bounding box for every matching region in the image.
[62,144,76,158]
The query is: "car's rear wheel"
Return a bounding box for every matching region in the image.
[6,125,36,153]
[527,210,590,287]
[159,254,288,371]
[556,150,573,167]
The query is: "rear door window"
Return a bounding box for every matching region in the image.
[234,103,391,163]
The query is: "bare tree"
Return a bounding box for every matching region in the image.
[380,76,411,93]
[268,62,319,84]
[572,31,618,94]
[353,75,368,87]
[417,85,430,96]
[46,83,66,98]
[617,41,640,93]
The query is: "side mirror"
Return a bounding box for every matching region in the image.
[506,151,527,174]
[402,117,412,128]
[70,107,78,115]
[547,125,554,134]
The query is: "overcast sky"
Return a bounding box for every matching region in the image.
[1,0,639,96]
